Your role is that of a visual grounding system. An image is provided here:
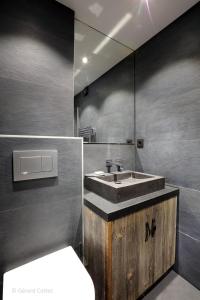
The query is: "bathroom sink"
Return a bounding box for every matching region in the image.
[85,171,165,203]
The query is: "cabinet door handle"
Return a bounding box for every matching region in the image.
[145,222,151,242]
[145,219,157,242]
[151,218,156,238]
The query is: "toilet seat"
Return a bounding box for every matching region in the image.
[3,246,95,300]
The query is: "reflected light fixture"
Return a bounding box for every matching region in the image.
[82,57,88,64]
[93,13,132,54]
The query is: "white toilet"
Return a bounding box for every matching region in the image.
[3,246,95,300]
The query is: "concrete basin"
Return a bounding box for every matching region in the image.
[85,171,165,203]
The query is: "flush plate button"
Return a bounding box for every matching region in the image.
[41,156,53,172]
[13,150,58,181]
[20,156,42,174]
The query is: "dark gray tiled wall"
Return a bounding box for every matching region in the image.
[0,137,82,275]
[0,0,74,136]
[174,186,200,290]
[175,231,200,291]
[84,144,135,174]
[75,54,134,143]
[178,187,200,241]
[136,139,200,190]
[0,279,2,300]
[0,1,79,297]
[135,3,200,289]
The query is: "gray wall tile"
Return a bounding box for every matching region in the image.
[135,3,200,289]
[1,0,74,41]
[136,139,200,190]
[0,197,81,272]
[84,144,135,174]
[75,54,134,143]
[136,82,200,142]
[175,232,200,290]
[0,136,82,274]
[0,0,74,136]
[0,137,82,212]
[178,187,200,241]
[0,78,73,136]
[0,278,2,300]
[0,1,78,296]
[0,17,74,89]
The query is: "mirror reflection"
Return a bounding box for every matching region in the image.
[74,20,134,144]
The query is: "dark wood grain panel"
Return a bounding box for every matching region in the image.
[153,197,177,281]
[84,206,108,300]
[112,211,138,300]
[162,197,177,272]
[112,205,153,299]
[105,222,113,299]
[112,197,177,299]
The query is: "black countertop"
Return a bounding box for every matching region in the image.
[84,185,179,221]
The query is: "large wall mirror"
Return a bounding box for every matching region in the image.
[74,20,134,144]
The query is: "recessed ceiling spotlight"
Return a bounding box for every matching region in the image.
[82,57,88,64]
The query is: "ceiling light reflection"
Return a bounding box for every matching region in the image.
[93,13,132,54]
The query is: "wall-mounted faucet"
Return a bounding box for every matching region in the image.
[106,159,124,173]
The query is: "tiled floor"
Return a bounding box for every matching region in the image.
[143,271,200,300]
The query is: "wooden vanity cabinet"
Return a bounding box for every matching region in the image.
[84,197,177,300]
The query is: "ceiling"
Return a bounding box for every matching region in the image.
[57,0,198,50]
[56,0,199,95]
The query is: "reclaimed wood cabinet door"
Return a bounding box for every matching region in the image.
[112,197,177,300]
[84,197,177,300]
